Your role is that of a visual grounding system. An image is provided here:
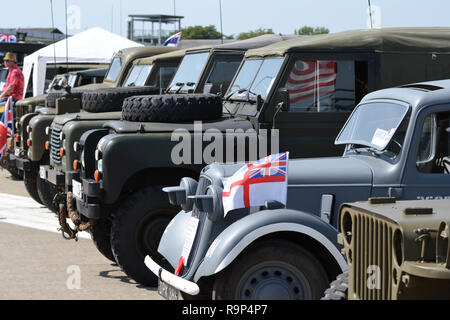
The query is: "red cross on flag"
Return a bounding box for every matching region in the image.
[222,152,289,216]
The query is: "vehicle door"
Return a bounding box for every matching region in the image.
[402,105,450,200]
[272,53,374,158]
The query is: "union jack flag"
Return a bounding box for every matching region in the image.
[0,97,14,158]
[222,152,289,216]
[286,60,336,103]
[0,34,17,43]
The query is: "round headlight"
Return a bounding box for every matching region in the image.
[73,141,81,152]
[341,210,353,245]
[180,177,198,212]
[205,185,224,222]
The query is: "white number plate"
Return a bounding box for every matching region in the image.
[72,179,82,199]
[14,148,20,157]
[39,166,46,179]
[180,216,200,265]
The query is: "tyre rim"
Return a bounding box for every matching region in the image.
[236,261,312,300]
[135,210,175,258]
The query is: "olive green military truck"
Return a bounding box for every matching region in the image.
[39,49,184,216]
[324,198,450,300]
[74,27,450,287]
[13,46,177,206]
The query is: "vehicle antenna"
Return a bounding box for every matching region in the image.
[219,0,224,44]
[368,0,373,29]
[50,0,57,68]
[65,0,69,74]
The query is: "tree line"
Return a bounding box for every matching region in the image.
[175,25,329,40]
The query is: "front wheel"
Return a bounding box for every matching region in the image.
[212,239,329,300]
[111,185,178,287]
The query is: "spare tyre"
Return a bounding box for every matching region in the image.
[81,86,159,113]
[121,93,222,122]
[46,90,83,108]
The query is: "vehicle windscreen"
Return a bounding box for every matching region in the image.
[203,57,242,95]
[104,57,122,82]
[123,64,153,87]
[335,102,409,150]
[228,57,284,101]
[167,52,209,92]
[67,74,77,87]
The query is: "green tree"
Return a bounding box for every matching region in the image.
[237,28,275,40]
[295,26,329,35]
[180,25,223,39]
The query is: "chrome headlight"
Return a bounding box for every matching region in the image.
[188,185,224,222]
[97,159,103,173]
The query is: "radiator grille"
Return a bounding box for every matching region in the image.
[50,126,62,164]
[344,209,397,300]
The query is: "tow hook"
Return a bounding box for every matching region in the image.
[57,192,97,241]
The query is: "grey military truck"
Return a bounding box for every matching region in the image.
[39,49,183,233]
[69,34,293,283]
[13,46,177,207]
[74,28,450,288]
[148,77,450,300]
[323,198,450,300]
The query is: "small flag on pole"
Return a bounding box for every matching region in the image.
[163,31,182,47]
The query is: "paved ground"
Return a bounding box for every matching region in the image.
[0,169,162,300]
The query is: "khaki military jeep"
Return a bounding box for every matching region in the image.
[324,198,450,300]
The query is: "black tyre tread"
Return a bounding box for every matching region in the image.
[36,176,58,213]
[212,239,329,300]
[46,90,83,108]
[110,185,177,287]
[321,271,348,300]
[81,86,159,113]
[23,169,43,205]
[89,218,115,263]
[121,93,222,123]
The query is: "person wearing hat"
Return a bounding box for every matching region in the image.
[0,52,24,103]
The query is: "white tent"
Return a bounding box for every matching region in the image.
[23,27,144,97]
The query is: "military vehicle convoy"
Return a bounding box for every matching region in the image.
[148,77,450,299]
[40,49,184,238]
[11,46,177,207]
[71,27,450,290]
[65,34,293,282]
[323,198,450,300]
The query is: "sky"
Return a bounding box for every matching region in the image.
[3,0,450,39]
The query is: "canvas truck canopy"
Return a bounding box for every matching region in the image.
[133,49,187,66]
[187,34,298,55]
[245,27,450,58]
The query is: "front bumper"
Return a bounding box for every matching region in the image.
[41,165,66,187]
[16,156,38,172]
[144,255,200,296]
[75,177,102,219]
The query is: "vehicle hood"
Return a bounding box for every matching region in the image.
[204,156,373,187]
[53,111,122,126]
[103,117,253,133]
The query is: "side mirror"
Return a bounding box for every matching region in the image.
[276,88,290,112]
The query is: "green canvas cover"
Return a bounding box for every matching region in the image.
[134,49,187,65]
[246,27,450,58]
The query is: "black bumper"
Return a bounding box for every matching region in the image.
[15,156,38,172]
[41,165,66,187]
[75,177,102,219]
